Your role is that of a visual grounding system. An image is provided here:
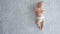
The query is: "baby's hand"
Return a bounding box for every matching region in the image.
[41,9,46,14]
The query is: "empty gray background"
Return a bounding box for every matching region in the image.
[0,0,60,34]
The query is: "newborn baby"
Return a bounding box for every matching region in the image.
[35,1,46,30]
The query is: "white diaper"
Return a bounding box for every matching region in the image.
[36,16,45,22]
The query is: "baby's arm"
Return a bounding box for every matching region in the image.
[41,9,46,14]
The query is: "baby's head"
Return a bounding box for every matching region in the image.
[38,1,44,8]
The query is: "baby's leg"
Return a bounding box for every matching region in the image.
[40,19,45,30]
[36,19,41,29]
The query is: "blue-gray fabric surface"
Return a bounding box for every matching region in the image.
[0,0,60,34]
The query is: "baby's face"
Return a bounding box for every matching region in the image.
[38,2,44,8]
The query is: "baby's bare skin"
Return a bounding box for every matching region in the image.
[35,1,46,30]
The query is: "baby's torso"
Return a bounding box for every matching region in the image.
[35,8,45,16]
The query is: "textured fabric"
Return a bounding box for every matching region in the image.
[0,0,60,34]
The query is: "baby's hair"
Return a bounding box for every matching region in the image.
[37,1,44,8]
[38,1,44,5]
